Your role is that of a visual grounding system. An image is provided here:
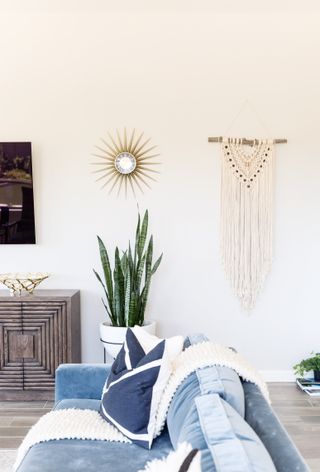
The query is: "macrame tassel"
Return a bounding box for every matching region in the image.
[220,138,274,310]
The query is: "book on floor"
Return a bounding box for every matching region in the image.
[296,378,320,396]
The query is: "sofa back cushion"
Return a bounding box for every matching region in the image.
[167,339,276,471]
[171,393,276,472]
[168,365,245,449]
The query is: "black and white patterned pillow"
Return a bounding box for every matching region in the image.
[100,327,183,449]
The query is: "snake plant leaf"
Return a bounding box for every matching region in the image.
[145,235,153,283]
[124,269,131,325]
[152,253,163,275]
[101,297,116,325]
[136,252,147,293]
[138,284,150,325]
[93,268,111,308]
[138,238,153,324]
[121,251,128,275]
[97,236,113,303]
[114,247,125,326]
[128,293,138,327]
[128,243,134,279]
[134,213,141,262]
[93,268,106,293]
[137,210,148,260]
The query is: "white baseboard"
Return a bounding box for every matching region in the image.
[259,370,296,382]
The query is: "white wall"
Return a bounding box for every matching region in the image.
[0,0,319,380]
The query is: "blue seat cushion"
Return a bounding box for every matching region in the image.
[17,398,174,472]
[16,429,173,472]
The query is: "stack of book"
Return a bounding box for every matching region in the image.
[296,378,320,396]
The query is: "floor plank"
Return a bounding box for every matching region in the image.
[10,417,40,427]
[0,437,24,448]
[0,401,51,449]
[0,408,51,417]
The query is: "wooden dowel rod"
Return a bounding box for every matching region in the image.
[208,137,287,145]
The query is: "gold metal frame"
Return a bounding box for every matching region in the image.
[91,128,161,197]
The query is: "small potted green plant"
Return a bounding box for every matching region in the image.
[94,210,162,358]
[294,353,320,381]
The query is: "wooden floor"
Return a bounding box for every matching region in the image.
[0,400,53,448]
[0,384,319,470]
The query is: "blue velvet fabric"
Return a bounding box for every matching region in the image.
[196,366,244,416]
[186,333,210,346]
[167,370,276,471]
[55,399,101,411]
[55,364,110,402]
[17,394,173,472]
[168,368,244,449]
[18,362,309,472]
[195,394,276,471]
[17,430,173,472]
[243,382,309,472]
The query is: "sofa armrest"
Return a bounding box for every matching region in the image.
[55,364,111,402]
[243,382,309,472]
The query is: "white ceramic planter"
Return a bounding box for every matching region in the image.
[99,320,156,360]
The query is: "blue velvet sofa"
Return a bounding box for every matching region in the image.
[17,364,309,472]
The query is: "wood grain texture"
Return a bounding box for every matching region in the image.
[0,290,81,400]
[0,400,52,448]
[9,334,34,360]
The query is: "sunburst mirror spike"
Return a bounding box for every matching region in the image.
[92,128,161,196]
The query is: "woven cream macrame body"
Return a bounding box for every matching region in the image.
[221,137,274,310]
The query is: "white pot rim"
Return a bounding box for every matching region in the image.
[99,319,157,358]
[100,319,155,328]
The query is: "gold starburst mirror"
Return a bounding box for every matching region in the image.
[91,128,160,197]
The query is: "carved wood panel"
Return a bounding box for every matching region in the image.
[0,290,80,400]
[0,301,23,390]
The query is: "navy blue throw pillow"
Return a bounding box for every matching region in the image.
[100,327,183,449]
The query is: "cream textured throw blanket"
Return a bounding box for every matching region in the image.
[14,343,268,471]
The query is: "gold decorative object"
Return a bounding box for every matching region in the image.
[91,128,161,196]
[0,273,49,295]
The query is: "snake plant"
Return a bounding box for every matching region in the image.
[93,210,162,327]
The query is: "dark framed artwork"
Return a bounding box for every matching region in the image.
[0,142,36,244]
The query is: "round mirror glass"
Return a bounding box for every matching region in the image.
[115,152,136,174]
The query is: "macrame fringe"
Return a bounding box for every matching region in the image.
[220,138,274,310]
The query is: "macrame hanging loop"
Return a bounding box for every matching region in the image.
[220,137,274,310]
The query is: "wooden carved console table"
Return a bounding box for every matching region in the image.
[0,290,81,400]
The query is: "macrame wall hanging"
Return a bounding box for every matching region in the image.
[208,136,287,311]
